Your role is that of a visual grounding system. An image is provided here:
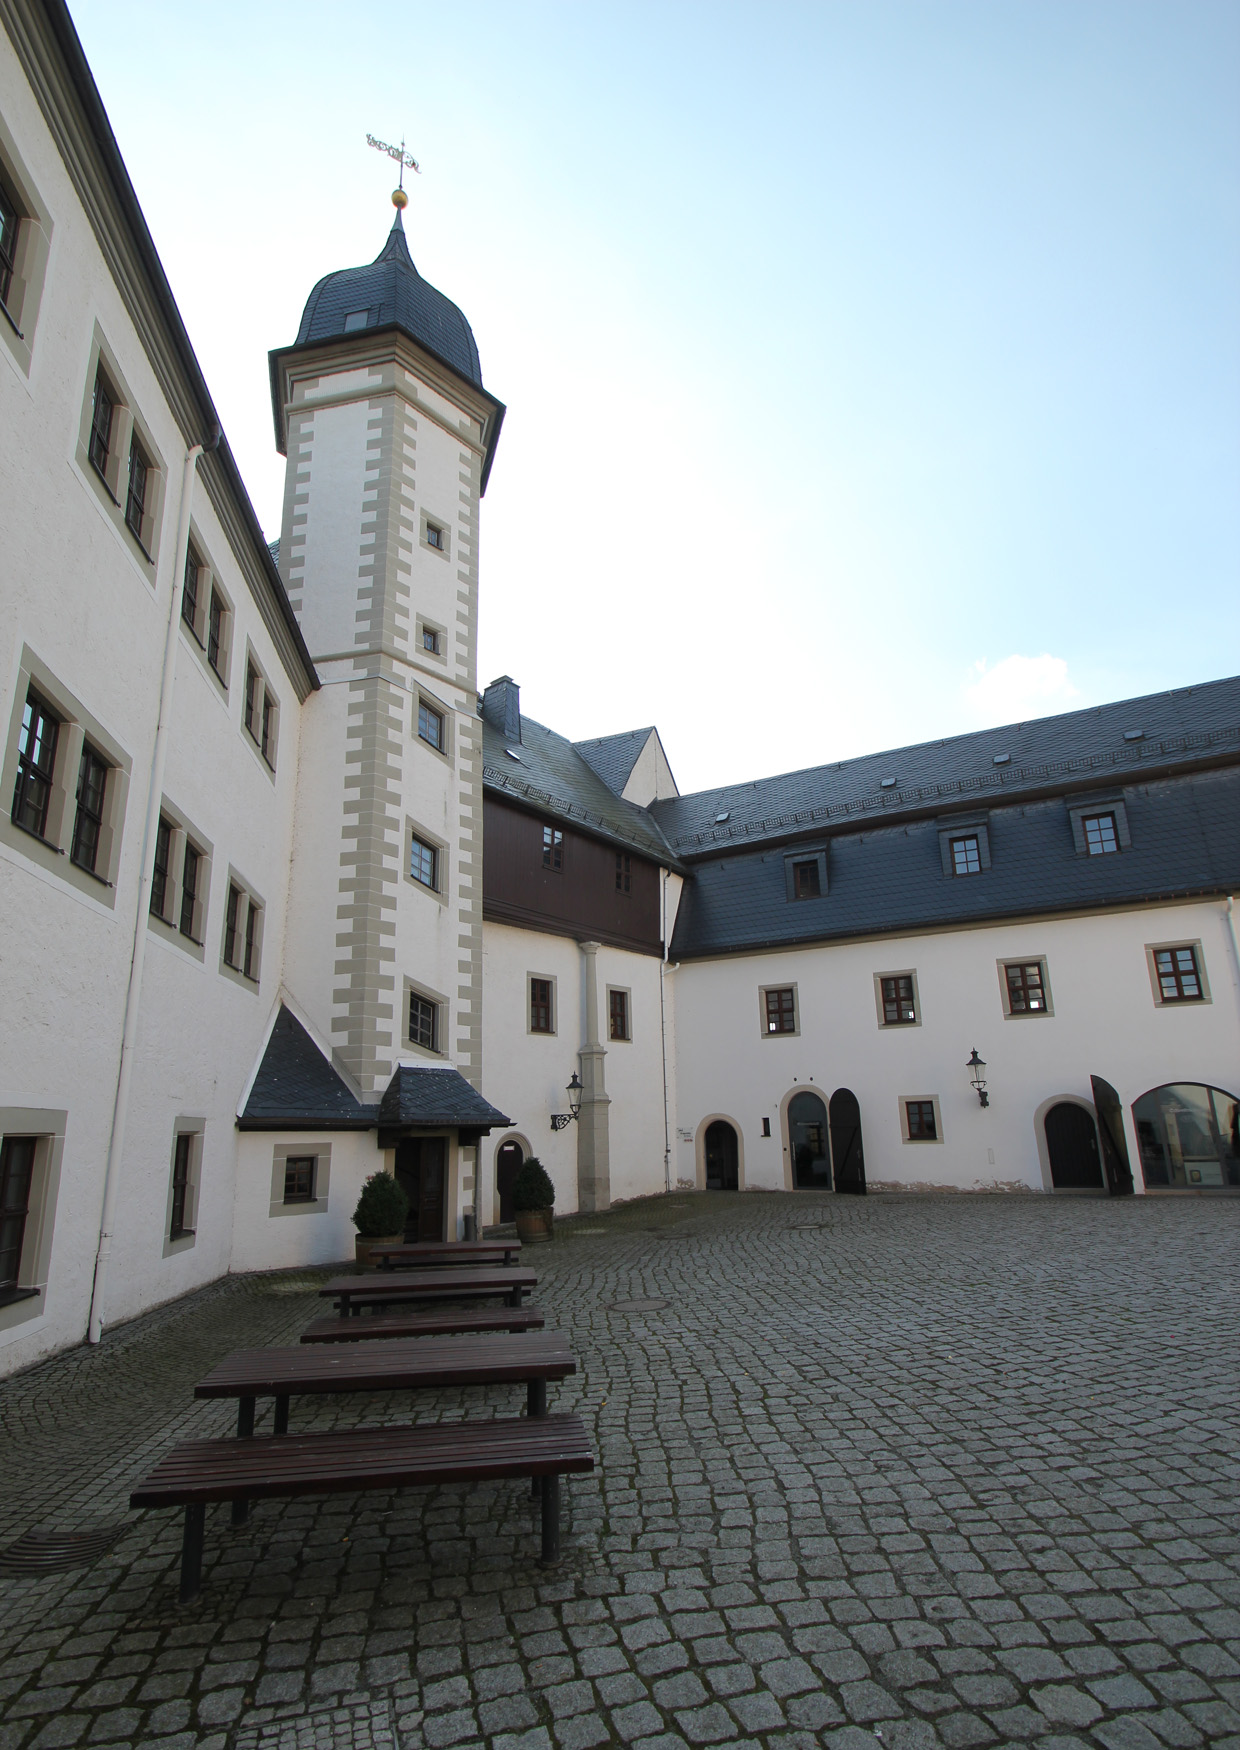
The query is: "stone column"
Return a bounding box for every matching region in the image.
[576,941,611,1212]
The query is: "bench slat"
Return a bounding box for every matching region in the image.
[320,1266,537,1301]
[196,1333,575,1397]
[130,1415,594,1506]
[301,1306,546,1344]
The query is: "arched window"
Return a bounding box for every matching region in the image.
[1132,1084,1239,1190]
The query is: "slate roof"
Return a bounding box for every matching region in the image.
[669,766,1240,959]
[573,728,656,797]
[239,1007,377,1130]
[482,714,682,868]
[294,213,483,390]
[377,1067,511,1131]
[652,676,1240,857]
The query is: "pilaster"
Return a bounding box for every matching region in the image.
[576,940,611,1212]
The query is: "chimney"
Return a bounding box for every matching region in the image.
[481,675,521,743]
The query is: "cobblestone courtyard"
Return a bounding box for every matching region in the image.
[1,1193,1237,1750]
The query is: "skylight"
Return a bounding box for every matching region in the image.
[504,748,522,762]
[880,777,897,789]
[992,753,1010,765]
[1123,728,1144,741]
[714,811,730,823]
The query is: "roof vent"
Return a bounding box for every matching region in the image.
[880,777,897,789]
[992,753,1010,766]
[1123,728,1144,742]
[504,747,522,763]
[715,811,730,823]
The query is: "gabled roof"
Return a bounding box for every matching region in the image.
[652,675,1240,857]
[295,213,483,388]
[377,1067,511,1131]
[239,1008,377,1130]
[574,728,657,797]
[482,714,682,869]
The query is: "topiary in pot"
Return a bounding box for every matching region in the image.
[511,1157,556,1243]
[351,1170,409,1270]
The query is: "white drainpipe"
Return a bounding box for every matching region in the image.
[88,436,216,1344]
[659,868,672,1192]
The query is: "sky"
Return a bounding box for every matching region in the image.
[70,0,1240,796]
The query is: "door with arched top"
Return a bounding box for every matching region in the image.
[1044,1103,1104,1189]
[789,1091,831,1189]
[496,1139,524,1224]
[829,1089,866,1195]
[704,1121,739,1190]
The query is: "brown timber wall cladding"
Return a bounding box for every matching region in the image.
[482,797,663,954]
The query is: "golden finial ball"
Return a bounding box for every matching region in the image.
[392,187,409,210]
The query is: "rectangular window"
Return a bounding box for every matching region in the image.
[0,180,17,310]
[422,627,440,654]
[125,436,149,541]
[180,842,200,939]
[616,852,631,893]
[542,825,563,870]
[951,835,982,876]
[260,693,275,766]
[11,692,59,840]
[881,975,916,1025]
[792,859,821,899]
[1005,961,1047,1013]
[0,1135,36,1299]
[283,1157,316,1204]
[1154,945,1203,1003]
[88,369,113,477]
[182,545,202,640]
[169,1133,193,1239]
[151,816,173,919]
[244,662,259,739]
[905,1099,937,1140]
[409,833,438,890]
[207,589,226,679]
[1083,812,1118,856]
[70,745,108,874]
[764,987,796,1034]
[425,522,445,550]
[530,978,553,1034]
[242,900,261,981]
[609,988,630,1041]
[417,700,444,751]
[224,882,242,968]
[409,992,438,1052]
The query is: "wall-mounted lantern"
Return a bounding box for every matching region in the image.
[967,1048,989,1108]
[550,1072,584,1132]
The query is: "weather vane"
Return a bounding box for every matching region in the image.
[366,134,420,211]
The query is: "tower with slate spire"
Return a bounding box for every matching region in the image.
[269,203,505,1102]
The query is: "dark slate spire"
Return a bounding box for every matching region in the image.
[294,211,483,388]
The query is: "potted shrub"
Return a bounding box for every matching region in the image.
[351,1170,409,1270]
[512,1157,556,1243]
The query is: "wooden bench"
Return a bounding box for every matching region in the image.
[321,1266,536,1315]
[301,1305,546,1344]
[130,1414,594,1600]
[367,1239,522,1270]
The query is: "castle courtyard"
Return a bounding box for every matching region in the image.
[0,1192,1237,1750]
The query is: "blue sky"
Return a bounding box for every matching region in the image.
[71,0,1239,794]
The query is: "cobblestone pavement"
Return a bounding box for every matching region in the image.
[1,1192,1238,1750]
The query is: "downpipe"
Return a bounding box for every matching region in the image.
[88,432,220,1344]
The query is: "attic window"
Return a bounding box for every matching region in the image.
[343,310,371,332]
[880,777,897,789]
[714,811,730,824]
[992,753,1010,766]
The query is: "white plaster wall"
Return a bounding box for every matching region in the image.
[284,393,377,658]
[671,901,1240,1196]
[593,944,673,1204]
[230,1130,375,1272]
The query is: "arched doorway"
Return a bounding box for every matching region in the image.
[829,1089,866,1195]
[1133,1083,1240,1189]
[789,1091,831,1189]
[703,1121,739,1190]
[1044,1103,1104,1189]
[495,1138,524,1223]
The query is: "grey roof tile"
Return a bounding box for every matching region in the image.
[376,1066,510,1130]
[239,1008,377,1130]
[573,727,656,797]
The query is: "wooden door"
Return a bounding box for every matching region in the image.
[496,1140,523,1224]
[394,1137,448,1241]
[704,1121,738,1190]
[829,1089,866,1195]
[788,1092,831,1189]
[1044,1103,1104,1189]
[1090,1076,1134,1196]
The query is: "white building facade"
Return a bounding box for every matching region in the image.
[1,1,1237,1377]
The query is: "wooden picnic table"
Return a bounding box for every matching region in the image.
[320,1266,536,1315]
[367,1239,522,1270]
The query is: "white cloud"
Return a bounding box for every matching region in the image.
[963,654,1080,726]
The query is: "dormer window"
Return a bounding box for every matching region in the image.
[1082,812,1118,856]
[343,309,371,332]
[951,835,981,876]
[938,815,990,876]
[792,859,820,899]
[783,845,828,901]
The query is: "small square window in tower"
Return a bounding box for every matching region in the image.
[409,833,438,891]
[417,700,444,751]
[425,522,445,551]
[409,993,438,1052]
[542,826,562,870]
[951,835,982,876]
[422,627,440,655]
